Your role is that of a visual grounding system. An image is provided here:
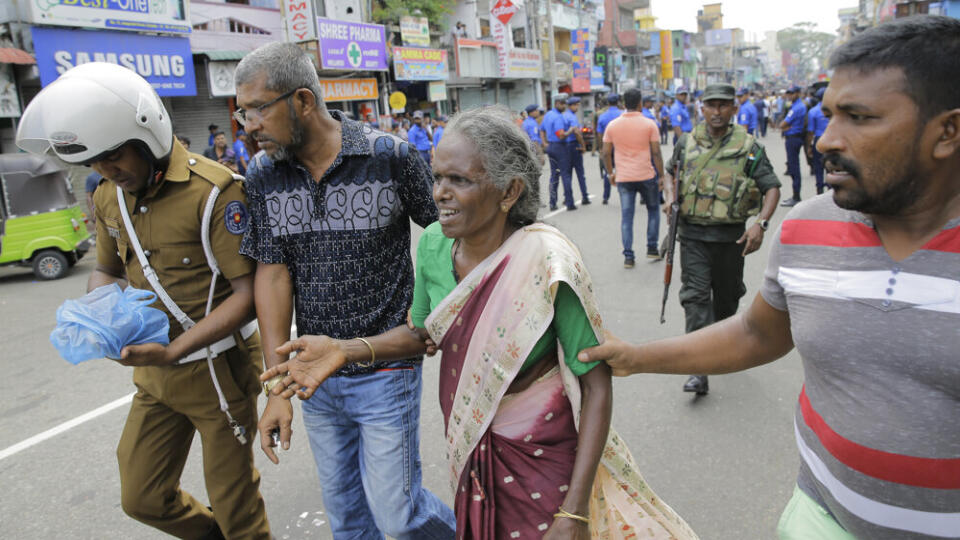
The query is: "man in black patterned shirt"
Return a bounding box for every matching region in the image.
[235,43,455,539]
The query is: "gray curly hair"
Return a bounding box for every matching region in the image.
[443,106,541,226]
[235,42,324,108]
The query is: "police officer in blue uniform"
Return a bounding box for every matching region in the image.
[754,92,768,137]
[596,93,623,204]
[671,88,693,144]
[564,96,590,206]
[659,98,672,144]
[641,95,657,120]
[805,87,829,195]
[522,104,542,146]
[540,94,576,211]
[736,88,758,135]
[407,110,433,166]
[779,85,807,206]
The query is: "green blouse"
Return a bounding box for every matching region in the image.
[411,222,600,376]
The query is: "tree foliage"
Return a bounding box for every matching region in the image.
[777,22,835,80]
[372,0,457,30]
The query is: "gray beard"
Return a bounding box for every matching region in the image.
[266,108,305,163]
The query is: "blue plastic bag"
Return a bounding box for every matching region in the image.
[50,284,170,364]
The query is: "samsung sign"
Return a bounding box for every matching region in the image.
[32,27,196,97]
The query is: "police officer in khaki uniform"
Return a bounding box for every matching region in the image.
[663,83,781,396]
[17,63,270,539]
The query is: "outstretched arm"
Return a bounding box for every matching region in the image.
[578,293,794,376]
[261,324,430,400]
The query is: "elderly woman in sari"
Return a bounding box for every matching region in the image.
[262,107,696,540]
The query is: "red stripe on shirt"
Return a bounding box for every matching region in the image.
[799,387,960,489]
[780,219,881,248]
[921,226,960,254]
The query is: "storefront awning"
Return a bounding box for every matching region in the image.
[197,50,248,61]
[0,48,36,65]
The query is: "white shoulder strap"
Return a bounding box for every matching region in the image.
[116,186,195,331]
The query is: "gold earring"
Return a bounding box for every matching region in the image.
[501,204,509,213]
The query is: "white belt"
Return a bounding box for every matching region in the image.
[177,320,258,364]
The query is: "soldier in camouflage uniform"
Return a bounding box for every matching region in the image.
[663,83,781,395]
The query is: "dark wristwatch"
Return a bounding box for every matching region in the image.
[757,219,770,231]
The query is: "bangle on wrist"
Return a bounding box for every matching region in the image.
[262,373,285,397]
[553,506,589,524]
[355,337,376,367]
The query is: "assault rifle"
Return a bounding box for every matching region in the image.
[660,160,682,324]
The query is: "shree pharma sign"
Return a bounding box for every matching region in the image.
[316,17,388,71]
[25,0,192,34]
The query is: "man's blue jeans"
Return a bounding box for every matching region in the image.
[617,179,660,259]
[301,364,455,540]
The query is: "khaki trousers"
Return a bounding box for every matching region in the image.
[116,332,270,539]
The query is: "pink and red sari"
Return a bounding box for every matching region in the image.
[425,224,698,540]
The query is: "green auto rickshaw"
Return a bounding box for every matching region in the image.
[0,153,92,280]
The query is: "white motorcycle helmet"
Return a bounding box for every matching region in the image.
[17,62,172,164]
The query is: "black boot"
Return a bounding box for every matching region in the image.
[683,375,709,395]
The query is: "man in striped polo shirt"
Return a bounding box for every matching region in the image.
[578,16,960,539]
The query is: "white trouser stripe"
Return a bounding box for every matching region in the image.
[778,267,960,314]
[795,423,960,537]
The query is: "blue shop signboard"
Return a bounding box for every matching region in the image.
[32,27,196,97]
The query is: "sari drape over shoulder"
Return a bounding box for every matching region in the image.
[425,224,698,540]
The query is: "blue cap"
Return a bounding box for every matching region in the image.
[736,87,749,96]
[567,96,581,104]
[235,129,246,136]
[788,85,802,93]
[815,87,826,100]
[438,115,449,122]
[524,104,538,113]
[676,86,688,94]
[606,93,619,103]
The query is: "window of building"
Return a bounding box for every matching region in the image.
[619,8,634,32]
[193,18,270,34]
[512,27,526,48]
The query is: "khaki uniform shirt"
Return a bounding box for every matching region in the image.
[93,139,255,340]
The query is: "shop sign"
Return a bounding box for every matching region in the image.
[316,18,388,71]
[319,78,378,102]
[503,48,542,79]
[31,27,196,97]
[490,0,516,77]
[400,16,430,47]
[659,30,674,80]
[207,60,239,97]
[282,0,317,42]
[428,81,446,102]
[0,65,21,118]
[389,91,407,110]
[590,65,604,89]
[571,28,591,94]
[24,0,190,34]
[490,0,518,25]
[393,47,448,81]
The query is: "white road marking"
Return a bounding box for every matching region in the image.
[0,391,135,461]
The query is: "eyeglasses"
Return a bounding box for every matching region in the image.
[233,88,300,126]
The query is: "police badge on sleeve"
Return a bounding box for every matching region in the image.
[224,201,249,235]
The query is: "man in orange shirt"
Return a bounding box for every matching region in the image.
[602,87,664,267]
